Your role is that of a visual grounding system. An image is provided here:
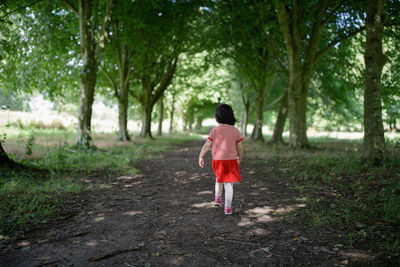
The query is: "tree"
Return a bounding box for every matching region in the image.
[157,95,164,136]
[128,0,202,138]
[275,0,364,148]
[363,0,387,161]
[98,2,136,141]
[61,0,115,146]
[270,88,288,144]
[211,1,283,141]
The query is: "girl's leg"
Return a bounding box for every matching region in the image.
[215,180,223,198]
[224,183,233,208]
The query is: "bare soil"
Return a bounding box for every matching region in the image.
[0,140,377,266]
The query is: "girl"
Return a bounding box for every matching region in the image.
[198,103,243,215]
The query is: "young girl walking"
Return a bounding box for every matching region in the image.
[198,103,243,215]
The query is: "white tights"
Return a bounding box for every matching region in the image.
[215,181,233,208]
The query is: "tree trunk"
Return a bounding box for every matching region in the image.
[157,96,164,136]
[76,0,97,147]
[118,89,130,141]
[241,91,250,137]
[241,109,248,137]
[169,95,175,134]
[252,86,265,141]
[195,118,203,130]
[251,117,256,139]
[140,104,153,138]
[363,0,386,161]
[270,88,288,144]
[0,141,14,167]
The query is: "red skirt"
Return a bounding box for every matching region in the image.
[212,160,242,183]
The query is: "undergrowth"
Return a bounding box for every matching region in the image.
[245,139,400,260]
[0,131,200,237]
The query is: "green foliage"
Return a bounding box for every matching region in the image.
[0,130,200,237]
[182,97,218,129]
[0,166,82,235]
[24,132,34,156]
[245,139,400,257]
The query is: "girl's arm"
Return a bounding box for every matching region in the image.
[199,139,212,168]
[236,142,243,164]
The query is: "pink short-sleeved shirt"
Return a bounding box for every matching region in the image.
[207,124,243,160]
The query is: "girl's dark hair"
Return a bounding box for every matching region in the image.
[215,104,237,125]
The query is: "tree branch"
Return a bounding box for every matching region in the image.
[129,89,141,102]
[152,56,179,106]
[1,0,44,19]
[266,38,288,75]
[264,94,283,111]
[99,65,119,98]
[95,0,115,57]
[321,0,347,25]
[314,25,365,65]
[60,0,78,15]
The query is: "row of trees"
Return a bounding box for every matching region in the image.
[1,0,399,165]
[208,0,399,161]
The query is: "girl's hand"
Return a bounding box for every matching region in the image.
[199,157,204,168]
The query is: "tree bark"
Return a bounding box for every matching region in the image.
[169,94,175,134]
[74,0,114,147]
[140,76,153,138]
[276,1,312,148]
[76,0,96,146]
[118,92,130,141]
[139,57,178,138]
[157,96,164,136]
[251,84,265,141]
[242,108,249,137]
[0,141,14,167]
[241,88,250,137]
[270,88,288,144]
[140,104,153,138]
[363,0,386,161]
[195,118,203,130]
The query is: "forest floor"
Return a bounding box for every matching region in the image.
[0,139,396,266]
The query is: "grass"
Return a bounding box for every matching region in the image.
[0,129,201,237]
[244,138,400,260]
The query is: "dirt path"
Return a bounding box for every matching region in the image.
[1,140,372,266]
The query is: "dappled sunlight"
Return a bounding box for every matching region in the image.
[247,228,272,236]
[116,175,134,180]
[93,213,105,222]
[237,217,255,227]
[339,249,375,261]
[238,203,307,227]
[17,241,31,247]
[86,240,98,247]
[188,174,201,181]
[191,201,214,208]
[197,190,213,195]
[122,210,143,216]
[169,256,185,265]
[255,215,274,223]
[116,174,143,180]
[274,203,306,214]
[99,184,113,189]
[246,206,274,216]
[123,181,142,188]
[176,147,190,152]
[175,171,187,177]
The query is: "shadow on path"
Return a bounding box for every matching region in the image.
[0,140,373,266]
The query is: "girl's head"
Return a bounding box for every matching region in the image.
[215,104,237,125]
